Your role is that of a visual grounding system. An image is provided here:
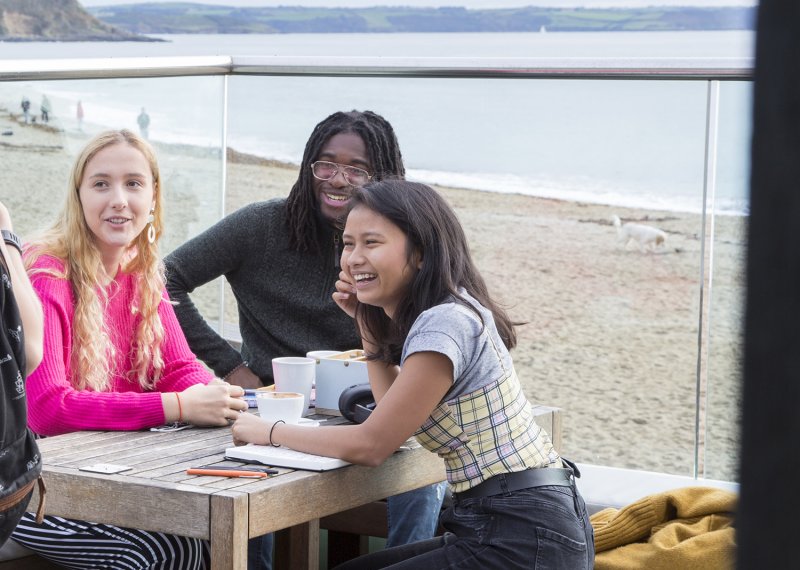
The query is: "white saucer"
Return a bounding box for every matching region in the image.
[297,418,320,427]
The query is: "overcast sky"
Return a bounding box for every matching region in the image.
[80,1,758,9]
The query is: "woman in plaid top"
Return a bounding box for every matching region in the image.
[233,180,594,569]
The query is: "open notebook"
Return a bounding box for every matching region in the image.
[225,444,350,472]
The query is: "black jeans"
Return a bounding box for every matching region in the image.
[335,482,594,569]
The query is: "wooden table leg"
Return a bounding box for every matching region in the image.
[274,520,320,570]
[210,491,249,570]
[327,531,369,568]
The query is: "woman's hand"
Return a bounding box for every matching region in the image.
[332,269,358,319]
[231,412,271,446]
[333,269,381,352]
[180,381,247,426]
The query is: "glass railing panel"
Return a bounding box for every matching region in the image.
[0,84,73,239]
[0,75,226,328]
[0,58,752,481]
[226,74,712,475]
[704,80,750,481]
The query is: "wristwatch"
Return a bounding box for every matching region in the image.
[1,229,23,254]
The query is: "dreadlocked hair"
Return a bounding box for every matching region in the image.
[285,110,405,252]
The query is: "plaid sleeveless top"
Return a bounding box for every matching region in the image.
[414,345,560,493]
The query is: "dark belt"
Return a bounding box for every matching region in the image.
[455,463,575,501]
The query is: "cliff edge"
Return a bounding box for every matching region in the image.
[0,0,153,41]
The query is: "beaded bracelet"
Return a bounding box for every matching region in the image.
[269,420,285,447]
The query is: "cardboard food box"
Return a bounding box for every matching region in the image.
[313,349,369,415]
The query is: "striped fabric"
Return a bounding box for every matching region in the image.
[11,513,208,569]
[414,366,560,494]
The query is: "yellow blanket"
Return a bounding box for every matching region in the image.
[590,486,737,569]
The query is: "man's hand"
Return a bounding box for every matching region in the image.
[226,364,263,389]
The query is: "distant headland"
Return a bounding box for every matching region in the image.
[89,4,756,35]
[0,1,756,43]
[0,0,158,42]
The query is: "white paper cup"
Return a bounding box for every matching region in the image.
[272,356,315,414]
[256,391,305,425]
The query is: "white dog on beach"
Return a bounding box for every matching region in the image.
[612,215,667,252]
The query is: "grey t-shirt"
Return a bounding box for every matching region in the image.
[402,291,513,400]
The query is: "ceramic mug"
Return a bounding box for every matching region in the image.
[305,350,340,388]
[256,391,305,424]
[306,350,340,363]
[272,356,315,414]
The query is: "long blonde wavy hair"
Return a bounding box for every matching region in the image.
[26,130,166,392]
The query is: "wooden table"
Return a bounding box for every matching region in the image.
[28,420,446,569]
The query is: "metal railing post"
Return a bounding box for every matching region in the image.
[695,79,721,478]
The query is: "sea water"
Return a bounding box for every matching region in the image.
[0,31,754,214]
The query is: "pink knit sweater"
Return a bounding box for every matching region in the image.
[26,255,213,436]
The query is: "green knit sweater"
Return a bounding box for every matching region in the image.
[165,199,360,383]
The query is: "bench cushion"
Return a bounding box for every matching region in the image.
[575,463,739,516]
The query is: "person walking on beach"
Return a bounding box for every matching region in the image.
[165,110,446,568]
[137,107,150,139]
[10,129,247,569]
[39,95,51,124]
[20,96,31,124]
[76,100,84,131]
[232,180,595,569]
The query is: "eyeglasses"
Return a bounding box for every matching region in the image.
[310,161,372,188]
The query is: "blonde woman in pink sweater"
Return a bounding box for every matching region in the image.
[10,130,247,569]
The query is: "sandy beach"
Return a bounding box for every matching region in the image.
[0,107,745,481]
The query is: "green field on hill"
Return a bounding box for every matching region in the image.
[89,4,755,35]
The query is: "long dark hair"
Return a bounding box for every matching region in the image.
[286,110,404,252]
[349,180,518,364]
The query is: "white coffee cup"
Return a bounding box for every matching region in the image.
[272,356,315,414]
[256,391,305,425]
[305,351,340,387]
[306,350,340,362]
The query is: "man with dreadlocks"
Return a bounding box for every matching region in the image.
[165,110,445,569]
